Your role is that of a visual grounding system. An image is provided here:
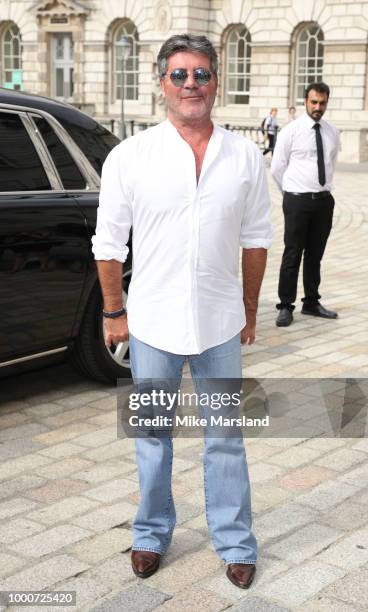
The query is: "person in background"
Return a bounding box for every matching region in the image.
[271,82,340,327]
[263,107,278,156]
[286,106,296,124]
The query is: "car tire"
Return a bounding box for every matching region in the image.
[71,273,132,384]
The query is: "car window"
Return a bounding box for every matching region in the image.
[0,112,51,192]
[33,115,86,190]
[59,120,119,175]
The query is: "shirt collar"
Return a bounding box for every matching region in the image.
[302,111,325,129]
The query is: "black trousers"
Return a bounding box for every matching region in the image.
[263,133,275,156]
[277,192,335,310]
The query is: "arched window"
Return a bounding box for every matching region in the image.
[2,23,22,90]
[114,20,139,101]
[225,26,251,105]
[295,24,324,104]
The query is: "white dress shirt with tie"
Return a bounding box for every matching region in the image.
[92,119,273,354]
[271,112,340,193]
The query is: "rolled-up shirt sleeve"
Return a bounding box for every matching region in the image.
[91,143,132,262]
[240,144,273,249]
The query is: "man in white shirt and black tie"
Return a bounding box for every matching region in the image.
[92,34,273,588]
[271,82,340,327]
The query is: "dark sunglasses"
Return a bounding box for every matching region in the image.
[167,67,213,87]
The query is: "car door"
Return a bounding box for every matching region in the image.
[0,108,90,361]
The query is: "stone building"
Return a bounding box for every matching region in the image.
[1,0,368,162]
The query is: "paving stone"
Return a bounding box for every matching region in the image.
[0,553,28,578]
[28,496,100,526]
[0,554,89,590]
[0,453,53,481]
[319,500,368,532]
[175,500,203,525]
[87,552,135,589]
[91,584,171,612]
[267,445,323,468]
[10,524,93,557]
[0,475,46,500]
[295,479,359,510]
[0,438,44,461]
[181,512,208,532]
[82,439,136,461]
[322,567,368,609]
[24,478,90,503]
[253,503,318,542]
[298,595,360,611]
[68,527,132,564]
[50,572,111,611]
[245,442,281,463]
[87,396,117,411]
[71,501,136,532]
[337,463,368,488]
[0,422,49,443]
[352,438,368,453]
[278,464,335,491]
[248,462,286,483]
[23,402,67,418]
[314,448,366,471]
[82,477,138,502]
[163,527,207,564]
[0,412,30,428]
[229,596,291,611]
[32,422,97,446]
[267,522,343,563]
[33,456,93,479]
[42,405,101,428]
[54,390,111,409]
[157,586,230,611]
[0,497,39,520]
[71,461,135,484]
[0,517,44,545]
[37,442,86,459]
[316,525,368,569]
[70,426,117,448]
[87,411,117,426]
[148,549,222,593]
[260,561,345,607]
[252,483,293,513]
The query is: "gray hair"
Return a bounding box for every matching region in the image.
[157,34,218,78]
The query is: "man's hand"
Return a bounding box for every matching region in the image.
[241,314,256,345]
[241,323,256,345]
[103,315,129,348]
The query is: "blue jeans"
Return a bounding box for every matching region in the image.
[129,333,257,564]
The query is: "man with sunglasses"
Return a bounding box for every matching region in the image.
[92,34,272,589]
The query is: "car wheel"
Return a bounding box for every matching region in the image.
[71,270,132,383]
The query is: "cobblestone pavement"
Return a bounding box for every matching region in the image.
[0,167,367,612]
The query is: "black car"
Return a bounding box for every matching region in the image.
[0,88,132,383]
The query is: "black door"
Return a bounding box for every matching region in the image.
[0,110,90,360]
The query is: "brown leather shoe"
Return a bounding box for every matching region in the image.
[226,563,256,589]
[131,550,161,578]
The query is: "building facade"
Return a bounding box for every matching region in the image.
[1,0,368,162]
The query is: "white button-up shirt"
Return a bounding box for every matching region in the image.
[92,119,273,354]
[271,112,340,193]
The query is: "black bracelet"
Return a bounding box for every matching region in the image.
[102,307,127,319]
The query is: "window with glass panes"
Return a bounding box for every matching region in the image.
[2,24,22,90]
[114,21,139,101]
[295,24,324,104]
[51,33,74,100]
[225,27,251,105]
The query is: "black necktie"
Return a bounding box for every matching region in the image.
[313,123,326,186]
